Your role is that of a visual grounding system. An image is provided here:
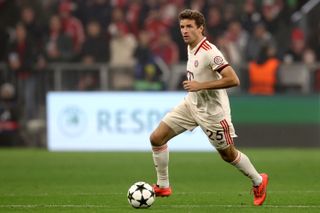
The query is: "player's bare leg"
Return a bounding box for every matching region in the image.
[150,121,176,197]
[217,145,268,205]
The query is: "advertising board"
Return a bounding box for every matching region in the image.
[47,92,213,151]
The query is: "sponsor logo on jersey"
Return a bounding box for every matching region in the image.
[186,71,194,81]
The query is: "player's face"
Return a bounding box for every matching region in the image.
[180,19,204,48]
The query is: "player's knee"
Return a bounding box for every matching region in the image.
[149,131,164,146]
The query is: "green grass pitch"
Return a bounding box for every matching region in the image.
[0,148,319,212]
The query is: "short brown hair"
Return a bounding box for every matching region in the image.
[178,9,206,30]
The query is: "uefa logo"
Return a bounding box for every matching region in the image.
[58,106,87,137]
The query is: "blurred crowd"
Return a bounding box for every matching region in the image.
[0,0,319,130]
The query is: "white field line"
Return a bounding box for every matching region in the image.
[175,191,320,195]
[167,204,320,209]
[0,204,319,209]
[0,192,124,197]
[1,190,319,197]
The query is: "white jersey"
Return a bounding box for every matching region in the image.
[185,37,232,122]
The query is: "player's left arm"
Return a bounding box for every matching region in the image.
[183,65,240,92]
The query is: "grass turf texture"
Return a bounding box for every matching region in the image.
[0,149,319,212]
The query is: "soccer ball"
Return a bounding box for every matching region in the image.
[127,181,155,208]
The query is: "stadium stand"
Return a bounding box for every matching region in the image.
[0,0,319,146]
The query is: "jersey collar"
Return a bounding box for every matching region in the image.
[188,37,207,55]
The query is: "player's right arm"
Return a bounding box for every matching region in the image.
[201,65,240,89]
[183,65,240,92]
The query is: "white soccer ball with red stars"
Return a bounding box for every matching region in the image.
[127,181,155,208]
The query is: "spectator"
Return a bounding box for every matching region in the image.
[20,6,43,46]
[303,48,317,66]
[0,0,20,31]
[0,28,9,63]
[7,23,42,120]
[189,0,207,14]
[144,9,169,44]
[240,0,261,33]
[20,6,47,107]
[158,0,180,27]
[260,0,290,54]
[78,20,109,91]
[58,0,85,53]
[246,22,276,61]
[151,30,179,67]
[109,23,136,69]
[133,30,164,91]
[248,45,280,95]
[206,6,225,42]
[108,6,128,34]
[223,3,238,26]
[126,0,145,37]
[81,20,109,63]
[223,20,248,68]
[0,1,19,62]
[77,0,112,29]
[283,28,316,64]
[133,30,154,79]
[217,20,248,94]
[261,0,284,34]
[0,83,22,146]
[44,15,74,62]
[109,22,137,90]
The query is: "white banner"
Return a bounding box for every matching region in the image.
[47,92,214,151]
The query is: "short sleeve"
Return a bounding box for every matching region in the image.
[208,46,229,73]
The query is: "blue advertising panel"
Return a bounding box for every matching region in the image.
[47,92,214,151]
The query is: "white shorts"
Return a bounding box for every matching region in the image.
[163,100,237,150]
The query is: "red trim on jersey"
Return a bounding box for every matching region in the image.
[220,119,233,145]
[216,64,230,73]
[194,39,207,55]
[202,45,208,51]
[203,41,212,50]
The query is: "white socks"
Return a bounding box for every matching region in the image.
[152,145,262,188]
[231,151,263,186]
[152,144,169,188]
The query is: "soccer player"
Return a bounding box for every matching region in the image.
[150,9,268,206]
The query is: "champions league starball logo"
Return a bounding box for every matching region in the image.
[58,106,87,137]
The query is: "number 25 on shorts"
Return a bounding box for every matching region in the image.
[206,129,223,141]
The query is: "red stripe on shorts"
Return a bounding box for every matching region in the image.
[220,119,233,145]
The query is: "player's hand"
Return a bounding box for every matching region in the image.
[183,80,202,92]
